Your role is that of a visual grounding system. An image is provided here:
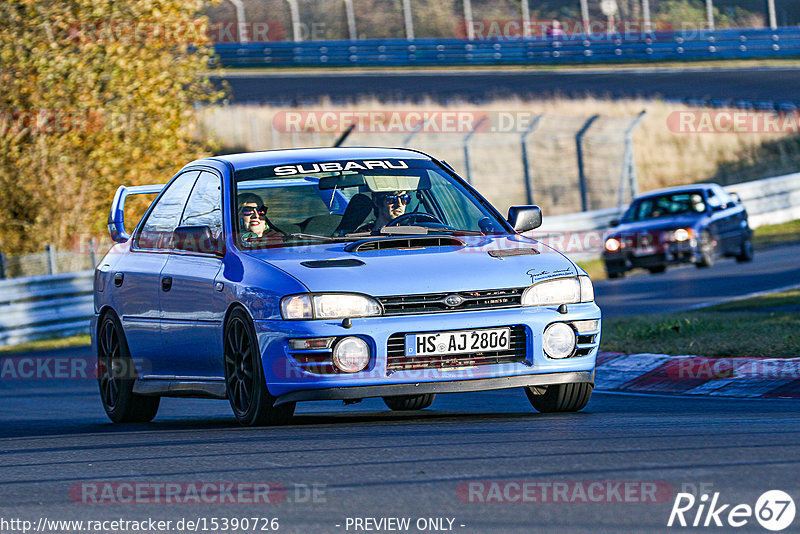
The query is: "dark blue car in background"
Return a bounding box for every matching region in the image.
[602,183,754,278]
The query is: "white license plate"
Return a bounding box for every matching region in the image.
[405,328,511,357]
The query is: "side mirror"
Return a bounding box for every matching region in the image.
[173,225,223,256]
[730,192,742,204]
[609,219,620,228]
[507,205,542,233]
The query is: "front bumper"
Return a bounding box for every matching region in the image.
[255,303,601,399]
[604,240,699,270]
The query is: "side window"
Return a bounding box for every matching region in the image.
[181,172,222,238]
[137,171,200,250]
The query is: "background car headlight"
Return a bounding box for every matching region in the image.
[542,323,577,359]
[672,228,692,242]
[605,237,621,252]
[281,293,382,320]
[522,276,594,306]
[332,337,370,373]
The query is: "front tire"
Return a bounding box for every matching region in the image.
[696,231,716,268]
[383,394,436,411]
[224,308,294,426]
[97,313,160,423]
[525,383,593,413]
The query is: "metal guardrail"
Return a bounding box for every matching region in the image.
[0,271,94,347]
[213,27,800,68]
[0,171,798,347]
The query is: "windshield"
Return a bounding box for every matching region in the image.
[233,158,510,248]
[621,191,707,223]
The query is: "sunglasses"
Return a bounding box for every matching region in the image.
[240,206,267,217]
[381,193,411,205]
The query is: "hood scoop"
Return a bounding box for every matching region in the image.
[300,258,365,268]
[488,248,539,258]
[345,236,465,253]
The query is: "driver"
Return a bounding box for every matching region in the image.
[356,190,410,232]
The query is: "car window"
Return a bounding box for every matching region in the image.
[136,170,200,250]
[181,171,222,238]
[233,159,509,248]
[622,191,706,222]
[259,184,337,225]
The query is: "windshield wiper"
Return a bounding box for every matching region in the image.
[287,233,354,242]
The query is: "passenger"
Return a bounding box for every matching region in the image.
[356,190,410,232]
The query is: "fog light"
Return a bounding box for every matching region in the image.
[543,323,577,359]
[332,337,370,373]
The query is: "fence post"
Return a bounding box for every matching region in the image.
[520,114,545,205]
[575,114,599,212]
[618,110,647,210]
[402,119,427,147]
[0,252,6,279]
[88,238,98,269]
[46,244,57,275]
[462,116,488,185]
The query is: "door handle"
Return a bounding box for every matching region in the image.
[161,276,173,292]
[114,272,124,287]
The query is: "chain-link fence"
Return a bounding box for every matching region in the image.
[0,239,110,279]
[201,105,645,217]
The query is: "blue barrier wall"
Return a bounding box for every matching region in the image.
[213,27,800,68]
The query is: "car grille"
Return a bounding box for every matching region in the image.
[386,325,527,372]
[378,287,525,316]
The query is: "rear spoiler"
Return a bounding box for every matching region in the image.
[108,184,165,243]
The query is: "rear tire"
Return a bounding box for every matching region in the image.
[224,308,295,426]
[97,313,160,423]
[525,383,593,413]
[735,236,754,262]
[383,394,436,411]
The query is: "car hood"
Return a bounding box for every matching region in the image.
[612,215,702,236]
[244,235,579,295]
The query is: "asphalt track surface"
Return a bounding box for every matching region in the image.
[220,67,800,104]
[1,243,799,532]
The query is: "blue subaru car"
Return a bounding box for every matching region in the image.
[92,147,601,425]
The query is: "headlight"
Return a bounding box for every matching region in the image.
[280,293,382,320]
[521,276,594,306]
[672,228,692,242]
[605,237,621,252]
[332,337,370,373]
[543,323,577,359]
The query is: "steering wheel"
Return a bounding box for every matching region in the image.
[384,212,444,227]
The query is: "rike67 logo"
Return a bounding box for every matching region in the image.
[668,490,796,531]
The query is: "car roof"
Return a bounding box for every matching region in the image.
[634,183,717,201]
[197,147,432,172]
